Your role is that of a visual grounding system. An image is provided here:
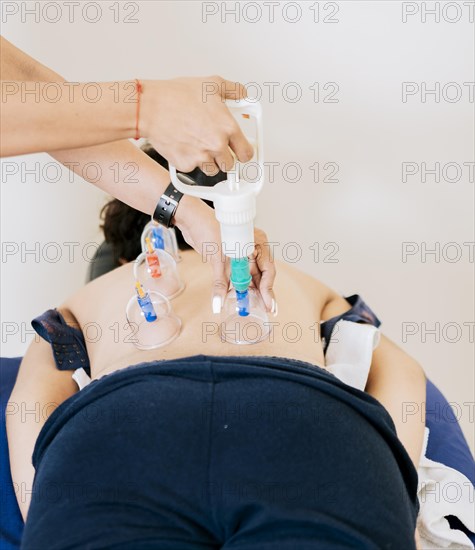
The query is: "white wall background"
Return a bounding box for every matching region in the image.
[1,1,473,450]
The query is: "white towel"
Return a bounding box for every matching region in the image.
[418,428,475,549]
[325,319,380,391]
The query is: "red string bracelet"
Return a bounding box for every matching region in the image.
[134,78,143,140]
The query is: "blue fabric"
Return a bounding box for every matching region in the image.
[0,357,24,549]
[23,356,419,549]
[1,356,474,549]
[425,380,474,486]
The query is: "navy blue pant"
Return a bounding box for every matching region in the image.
[22,356,418,549]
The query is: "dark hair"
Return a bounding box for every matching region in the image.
[100,144,226,263]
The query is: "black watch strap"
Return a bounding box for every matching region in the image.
[152,183,184,228]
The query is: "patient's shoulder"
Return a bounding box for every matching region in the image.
[60,263,133,316]
[274,259,335,311]
[276,259,329,289]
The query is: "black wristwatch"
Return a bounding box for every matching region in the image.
[152,182,184,228]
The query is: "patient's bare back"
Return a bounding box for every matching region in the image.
[63,250,328,380]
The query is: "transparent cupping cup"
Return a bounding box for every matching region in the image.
[220,287,271,345]
[140,222,181,262]
[133,249,185,300]
[125,290,181,350]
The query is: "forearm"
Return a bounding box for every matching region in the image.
[1,79,173,216]
[2,37,136,158]
[365,335,426,468]
[1,36,185,215]
[0,36,55,81]
[52,140,173,215]
[6,336,78,520]
[1,80,139,157]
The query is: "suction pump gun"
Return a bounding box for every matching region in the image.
[169,99,263,316]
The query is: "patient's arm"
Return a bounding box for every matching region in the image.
[6,309,78,521]
[320,291,426,469]
[366,337,425,550]
[365,335,426,468]
[320,290,352,321]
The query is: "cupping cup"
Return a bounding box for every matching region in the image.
[220,287,271,345]
[140,222,181,262]
[125,290,181,350]
[133,249,185,300]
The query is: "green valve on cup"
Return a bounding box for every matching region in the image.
[230,258,252,316]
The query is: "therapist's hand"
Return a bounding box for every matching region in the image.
[248,228,278,316]
[140,76,254,175]
[176,198,277,315]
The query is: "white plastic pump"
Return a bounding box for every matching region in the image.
[169,99,263,259]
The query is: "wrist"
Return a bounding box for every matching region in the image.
[137,79,157,139]
[111,79,144,141]
[173,193,201,230]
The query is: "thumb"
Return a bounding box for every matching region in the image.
[211,256,229,314]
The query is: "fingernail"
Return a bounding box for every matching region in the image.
[271,299,278,317]
[212,295,222,314]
